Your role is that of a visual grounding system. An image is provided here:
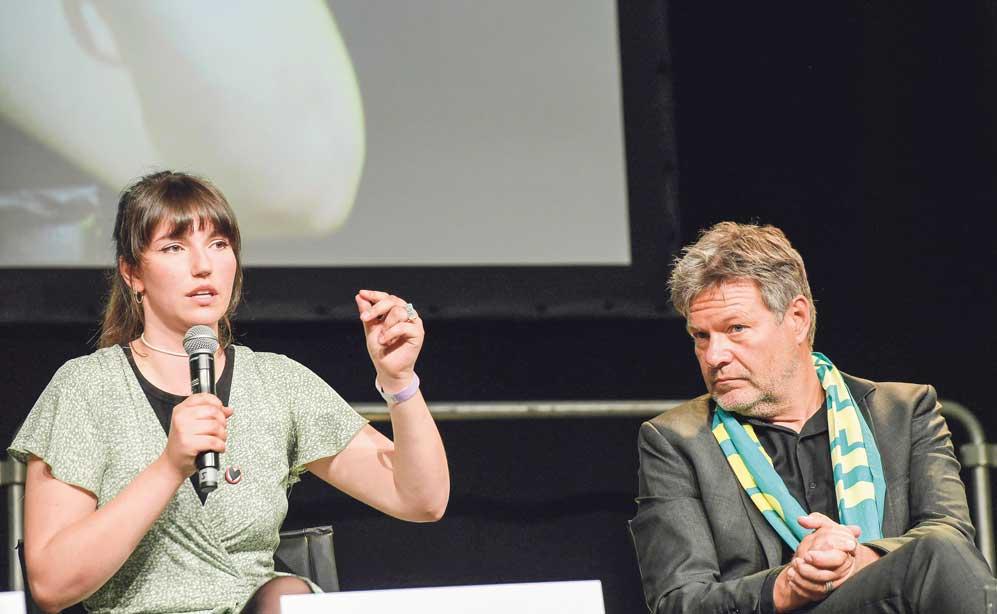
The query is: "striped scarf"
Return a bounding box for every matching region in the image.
[711,352,885,549]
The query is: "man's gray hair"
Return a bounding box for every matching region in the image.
[668,222,817,346]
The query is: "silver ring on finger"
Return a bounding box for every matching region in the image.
[824,580,835,594]
[404,302,418,321]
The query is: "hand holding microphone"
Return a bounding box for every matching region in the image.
[162,392,231,483]
[184,325,225,494]
[159,326,230,493]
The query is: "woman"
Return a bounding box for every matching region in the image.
[8,171,449,613]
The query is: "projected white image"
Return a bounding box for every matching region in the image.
[1,1,630,268]
[0,0,365,260]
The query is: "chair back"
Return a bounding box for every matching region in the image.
[275,526,340,592]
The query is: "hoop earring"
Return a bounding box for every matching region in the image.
[135,291,144,304]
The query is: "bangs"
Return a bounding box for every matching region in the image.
[155,198,238,243]
[121,173,241,261]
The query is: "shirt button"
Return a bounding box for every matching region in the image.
[809,482,817,489]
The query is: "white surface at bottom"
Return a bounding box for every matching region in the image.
[281,580,604,614]
[0,591,25,614]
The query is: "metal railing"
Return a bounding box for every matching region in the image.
[1,398,993,589]
[940,400,996,569]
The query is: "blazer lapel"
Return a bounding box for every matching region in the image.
[736,485,784,567]
[843,374,902,537]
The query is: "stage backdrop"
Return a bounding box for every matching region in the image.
[2,2,996,614]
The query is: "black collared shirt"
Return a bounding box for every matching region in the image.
[746,405,839,561]
[746,404,838,613]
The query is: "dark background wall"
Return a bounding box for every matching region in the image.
[2,3,996,613]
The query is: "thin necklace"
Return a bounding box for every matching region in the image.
[140,332,187,358]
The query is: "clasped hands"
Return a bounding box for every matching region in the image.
[773,513,881,612]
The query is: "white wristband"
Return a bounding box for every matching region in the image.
[376,373,420,405]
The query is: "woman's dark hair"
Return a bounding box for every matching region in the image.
[99,171,243,348]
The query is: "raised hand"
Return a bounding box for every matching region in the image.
[356,289,425,390]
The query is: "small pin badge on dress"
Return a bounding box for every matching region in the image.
[224,466,243,485]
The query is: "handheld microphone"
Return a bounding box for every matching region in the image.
[183,325,220,495]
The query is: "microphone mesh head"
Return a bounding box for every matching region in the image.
[183,325,219,356]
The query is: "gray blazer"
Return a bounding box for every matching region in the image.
[629,373,975,613]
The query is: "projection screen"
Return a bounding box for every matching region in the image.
[0,1,679,321]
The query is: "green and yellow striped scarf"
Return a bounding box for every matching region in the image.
[711,352,885,549]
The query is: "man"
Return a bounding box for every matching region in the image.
[630,222,994,613]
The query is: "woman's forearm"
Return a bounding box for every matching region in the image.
[27,455,186,612]
[385,390,450,521]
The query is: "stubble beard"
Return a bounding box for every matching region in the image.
[713,387,781,419]
[713,351,802,421]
